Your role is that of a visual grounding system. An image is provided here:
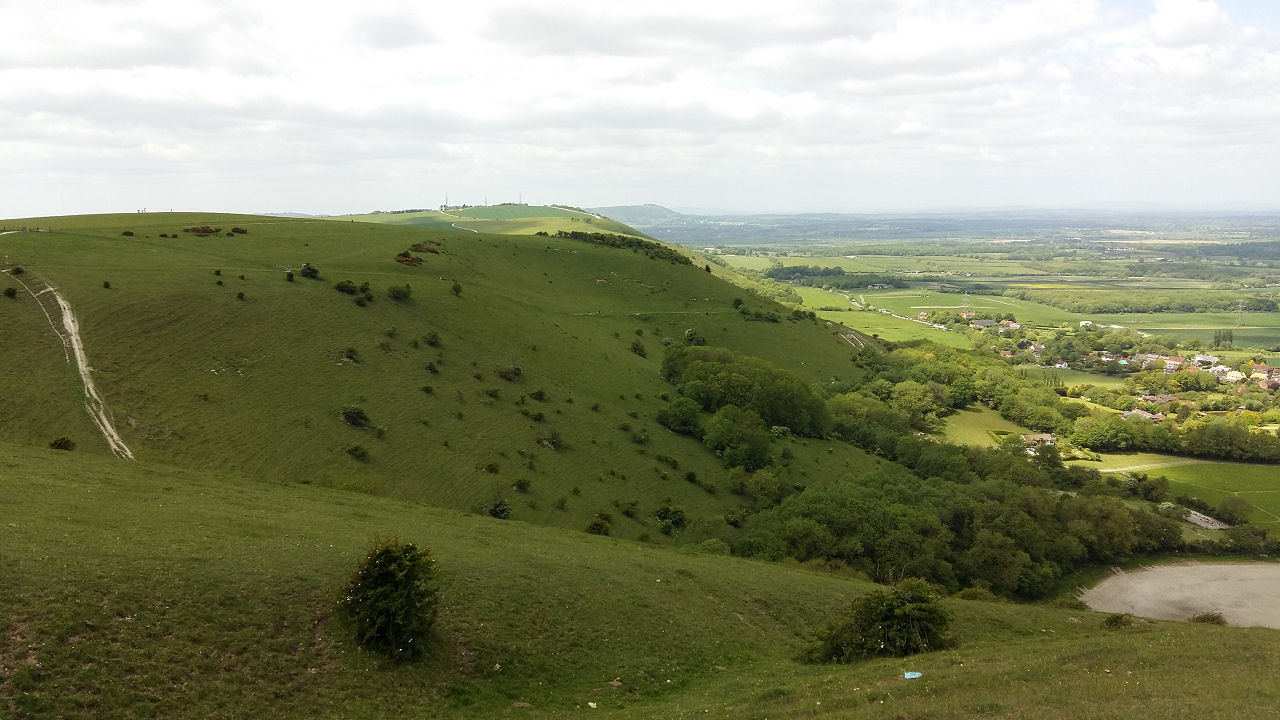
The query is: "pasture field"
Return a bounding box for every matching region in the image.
[941,406,1032,447]
[0,213,880,542]
[714,254,776,272]
[333,206,648,239]
[7,442,1280,719]
[1075,453,1280,526]
[787,254,1048,276]
[1038,366,1128,389]
[859,288,1079,326]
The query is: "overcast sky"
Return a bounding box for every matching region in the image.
[3,0,1278,217]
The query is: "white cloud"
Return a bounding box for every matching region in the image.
[1,0,1278,216]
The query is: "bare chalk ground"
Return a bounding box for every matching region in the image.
[1082,563,1280,628]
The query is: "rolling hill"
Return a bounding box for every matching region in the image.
[4,212,1280,719]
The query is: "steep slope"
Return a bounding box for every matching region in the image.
[0,213,872,540]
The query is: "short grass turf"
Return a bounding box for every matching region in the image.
[5,443,1280,718]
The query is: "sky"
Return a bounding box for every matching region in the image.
[2,0,1279,217]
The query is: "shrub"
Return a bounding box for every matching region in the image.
[586,515,611,535]
[236,291,245,301]
[121,230,134,236]
[337,537,439,660]
[286,271,295,282]
[335,280,358,295]
[387,284,412,301]
[452,282,462,296]
[340,406,371,428]
[300,263,320,279]
[48,437,76,451]
[630,339,647,358]
[347,445,370,462]
[1190,610,1227,625]
[1102,613,1134,629]
[103,281,111,289]
[809,578,953,663]
[4,287,17,299]
[10,266,22,275]
[487,497,511,519]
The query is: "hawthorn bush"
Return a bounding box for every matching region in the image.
[338,538,440,660]
[810,578,952,663]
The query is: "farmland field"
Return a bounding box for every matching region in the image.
[859,288,1079,326]
[1074,453,1280,526]
[941,406,1031,447]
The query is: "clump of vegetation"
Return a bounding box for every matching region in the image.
[285,271,295,282]
[1190,610,1227,625]
[337,537,440,660]
[300,263,320,279]
[655,502,687,534]
[4,287,18,299]
[1102,613,1134,629]
[487,497,511,520]
[451,282,463,296]
[48,437,76,451]
[121,230,134,236]
[387,284,412,301]
[586,514,611,536]
[809,578,953,663]
[231,227,248,234]
[395,250,423,266]
[102,281,111,289]
[630,339,647,358]
[347,445,370,463]
[496,364,522,381]
[340,406,371,428]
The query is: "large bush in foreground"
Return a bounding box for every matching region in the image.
[810,578,952,663]
[338,538,440,660]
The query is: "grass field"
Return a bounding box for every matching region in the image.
[1072,453,1280,526]
[940,406,1031,447]
[860,288,1079,326]
[332,206,649,239]
[7,442,1280,718]
[0,213,881,543]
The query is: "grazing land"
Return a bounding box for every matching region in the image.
[5,209,1280,719]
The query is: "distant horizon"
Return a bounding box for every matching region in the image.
[7,200,1280,223]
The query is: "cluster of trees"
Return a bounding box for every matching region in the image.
[1002,288,1278,314]
[733,458,1183,599]
[762,265,908,289]
[548,230,692,265]
[1070,414,1280,461]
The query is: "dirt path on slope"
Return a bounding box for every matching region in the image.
[3,268,134,459]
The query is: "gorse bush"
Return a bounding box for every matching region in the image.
[338,538,440,660]
[810,578,952,663]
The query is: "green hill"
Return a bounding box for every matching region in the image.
[6,441,1280,719]
[333,205,649,238]
[0,213,869,541]
[4,212,1280,718]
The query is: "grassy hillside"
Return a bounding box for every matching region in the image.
[0,213,873,541]
[334,205,648,239]
[6,443,1280,719]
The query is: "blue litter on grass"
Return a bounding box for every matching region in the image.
[904,671,922,679]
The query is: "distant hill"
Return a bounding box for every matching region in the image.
[334,204,651,238]
[588,204,685,225]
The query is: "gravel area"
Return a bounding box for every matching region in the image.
[1082,562,1280,628]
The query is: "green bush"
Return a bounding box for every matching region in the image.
[1190,610,1227,625]
[809,578,953,663]
[3,287,17,299]
[48,437,76,451]
[337,538,440,660]
[1102,613,1134,629]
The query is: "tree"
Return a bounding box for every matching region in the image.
[809,578,953,662]
[338,537,440,660]
[702,404,772,471]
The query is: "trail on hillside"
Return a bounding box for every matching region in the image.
[2,268,134,459]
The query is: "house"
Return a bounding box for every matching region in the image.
[1164,356,1184,373]
[1124,409,1166,422]
[1260,378,1280,391]
[1020,433,1055,446]
[998,350,1015,357]
[958,311,976,320]
[917,312,930,320]
[1194,354,1219,366]
[1224,370,1247,383]
[1142,394,1176,405]
[971,319,997,328]
[1053,361,1070,369]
